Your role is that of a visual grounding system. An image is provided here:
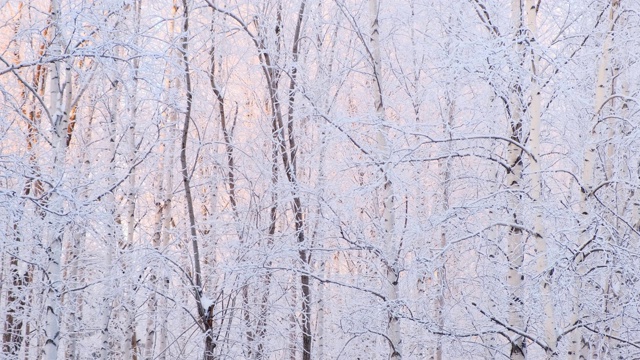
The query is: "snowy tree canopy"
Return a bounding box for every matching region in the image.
[1,0,640,359]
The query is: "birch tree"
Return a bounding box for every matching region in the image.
[368,0,402,357]
[526,0,557,356]
[573,8,618,353]
[42,1,76,357]
[3,0,640,358]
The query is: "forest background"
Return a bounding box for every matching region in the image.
[1,0,640,359]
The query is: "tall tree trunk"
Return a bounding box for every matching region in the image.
[571,1,618,358]
[121,2,142,357]
[63,106,90,360]
[152,5,180,358]
[506,2,526,359]
[285,3,311,359]
[64,173,86,359]
[600,7,626,358]
[178,0,215,358]
[433,93,454,360]
[43,1,74,357]
[143,138,166,359]
[100,79,123,360]
[312,119,329,360]
[3,3,43,354]
[156,113,177,360]
[526,0,557,356]
[368,0,402,358]
[604,48,630,357]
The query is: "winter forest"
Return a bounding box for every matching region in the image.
[1,0,640,359]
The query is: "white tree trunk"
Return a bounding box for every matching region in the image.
[602,7,627,357]
[122,56,139,360]
[122,2,142,357]
[99,82,122,360]
[505,104,525,360]
[571,1,618,358]
[432,92,454,360]
[368,0,401,358]
[506,2,526,359]
[526,0,557,356]
[64,114,91,359]
[154,6,180,357]
[143,146,165,359]
[157,116,176,360]
[43,1,72,357]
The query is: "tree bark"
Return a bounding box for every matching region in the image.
[100,77,123,360]
[571,1,618,358]
[368,0,402,358]
[43,1,74,357]
[526,0,557,356]
[506,2,526,359]
[178,0,215,358]
[122,0,141,353]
